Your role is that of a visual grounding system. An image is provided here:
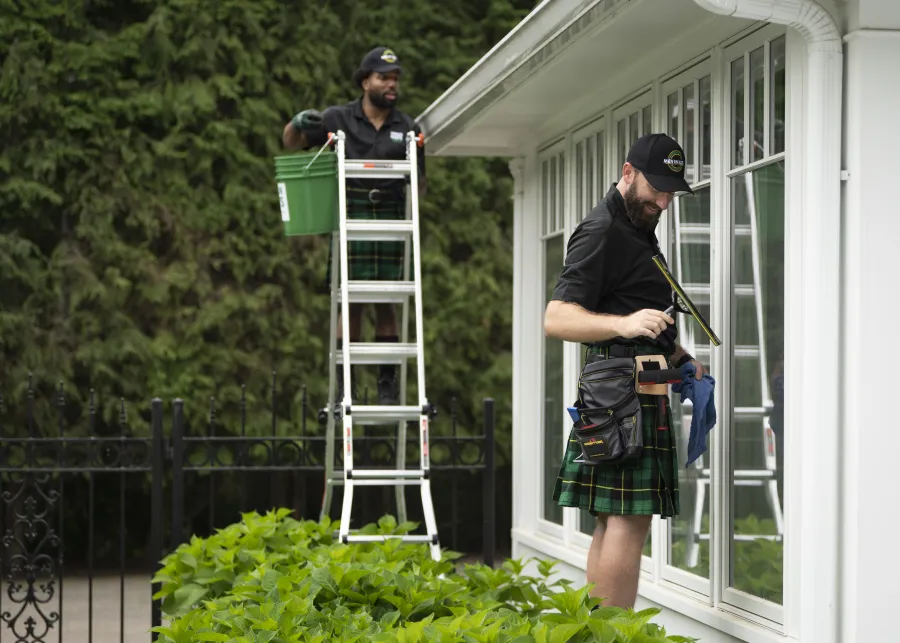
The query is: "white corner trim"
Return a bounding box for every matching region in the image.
[691,2,844,643]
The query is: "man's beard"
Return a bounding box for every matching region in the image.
[624,181,662,232]
[369,90,398,109]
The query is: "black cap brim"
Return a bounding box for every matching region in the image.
[643,172,694,195]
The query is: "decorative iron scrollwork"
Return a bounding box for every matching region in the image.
[1,471,61,643]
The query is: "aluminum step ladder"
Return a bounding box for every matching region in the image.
[317,129,440,561]
[670,174,784,569]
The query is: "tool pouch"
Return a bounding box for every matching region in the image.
[572,357,643,466]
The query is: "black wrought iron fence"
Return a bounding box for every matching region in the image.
[0,375,497,643]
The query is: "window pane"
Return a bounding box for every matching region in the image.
[700,75,712,181]
[596,131,605,203]
[542,234,565,524]
[585,138,594,216]
[576,142,584,220]
[729,161,785,605]
[684,83,696,185]
[668,187,712,580]
[642,105,652,136]
[558,155,565,232]
[549,156,557,233]
[542,160,550,235]
[630,112,639,147]
[771,36,786,155]
[750,47,765,161]
[618,118,627,172]
[667,91,679,140]
[731,57,745,168]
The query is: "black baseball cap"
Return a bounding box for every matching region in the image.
[626,133,693,194]
[352,46,403,87]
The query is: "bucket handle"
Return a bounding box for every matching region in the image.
[304,132,335,171]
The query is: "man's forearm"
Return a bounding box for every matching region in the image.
[544,300,622,343]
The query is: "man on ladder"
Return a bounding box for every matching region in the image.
[281,47,441,560]
[282,45,426,406]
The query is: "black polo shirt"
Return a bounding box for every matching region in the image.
[551,184,677,353]
[305,99,426,192]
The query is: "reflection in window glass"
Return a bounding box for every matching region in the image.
[558,156,565,232]
[668,186,712,579]
[543,233,565,525]
[750,47,766,161]
[667,91,679,139]
[732,57,745,168]
[771,36,786,155]
[729,161,785,605]
[550,157,557,232]
[684,83,696,185]
[585,137,594,215]
[542,161,550,235]
[700,75,712,181]
[596,132,605,204]
[576,142,584,219]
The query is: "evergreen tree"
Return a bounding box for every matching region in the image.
[0,0,536,460]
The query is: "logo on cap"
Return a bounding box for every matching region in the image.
[663,149,685,173]
[381,49,398,63]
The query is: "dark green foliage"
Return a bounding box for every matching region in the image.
[152,509,697,642]
[0,0,535,456]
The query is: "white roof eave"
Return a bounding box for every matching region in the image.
[416,0,633,156]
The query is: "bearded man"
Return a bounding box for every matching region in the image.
[283,46,426,406]
[543,133,707,609]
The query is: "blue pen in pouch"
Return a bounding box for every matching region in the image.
[567,406,581,423]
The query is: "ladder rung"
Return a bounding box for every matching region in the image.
[345,220,414,242]
[344,159,412,180]
[734,345,761,358]
[343,534,433,543]
[348,478,424,486]
[340,281,416,303]
[336,343,418,365]
[351,469,425,478]
[350,405,423,424]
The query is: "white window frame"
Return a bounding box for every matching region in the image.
[537,138,569,541]
[718,24,788,627]
[524,21,795,639]
[657,56,715,600]
[567,117,609,550]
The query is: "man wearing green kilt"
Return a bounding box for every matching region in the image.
[544,133,706,609]
[282,46,426,405]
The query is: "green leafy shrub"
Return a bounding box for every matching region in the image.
[153,509,696,642]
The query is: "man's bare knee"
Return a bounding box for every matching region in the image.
[607,514,652,538]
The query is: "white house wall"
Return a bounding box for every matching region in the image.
[841,4,900,641]
[510,16,823,643]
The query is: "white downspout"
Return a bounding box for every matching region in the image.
[692,1,843,642]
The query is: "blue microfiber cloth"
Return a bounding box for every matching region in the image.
[672,362,717,468]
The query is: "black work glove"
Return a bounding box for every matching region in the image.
[291,109,324,133]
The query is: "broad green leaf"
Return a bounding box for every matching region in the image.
[547,623,584,643]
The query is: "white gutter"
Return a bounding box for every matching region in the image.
[692,1,843,642]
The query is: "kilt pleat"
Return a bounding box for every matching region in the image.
[552,355,680,518]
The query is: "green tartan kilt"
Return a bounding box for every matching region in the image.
[552,378,680,518]
[326,192,406,284]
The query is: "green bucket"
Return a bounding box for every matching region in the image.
[273,150,338,236]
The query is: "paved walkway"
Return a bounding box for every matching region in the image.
[1,574,152,643]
